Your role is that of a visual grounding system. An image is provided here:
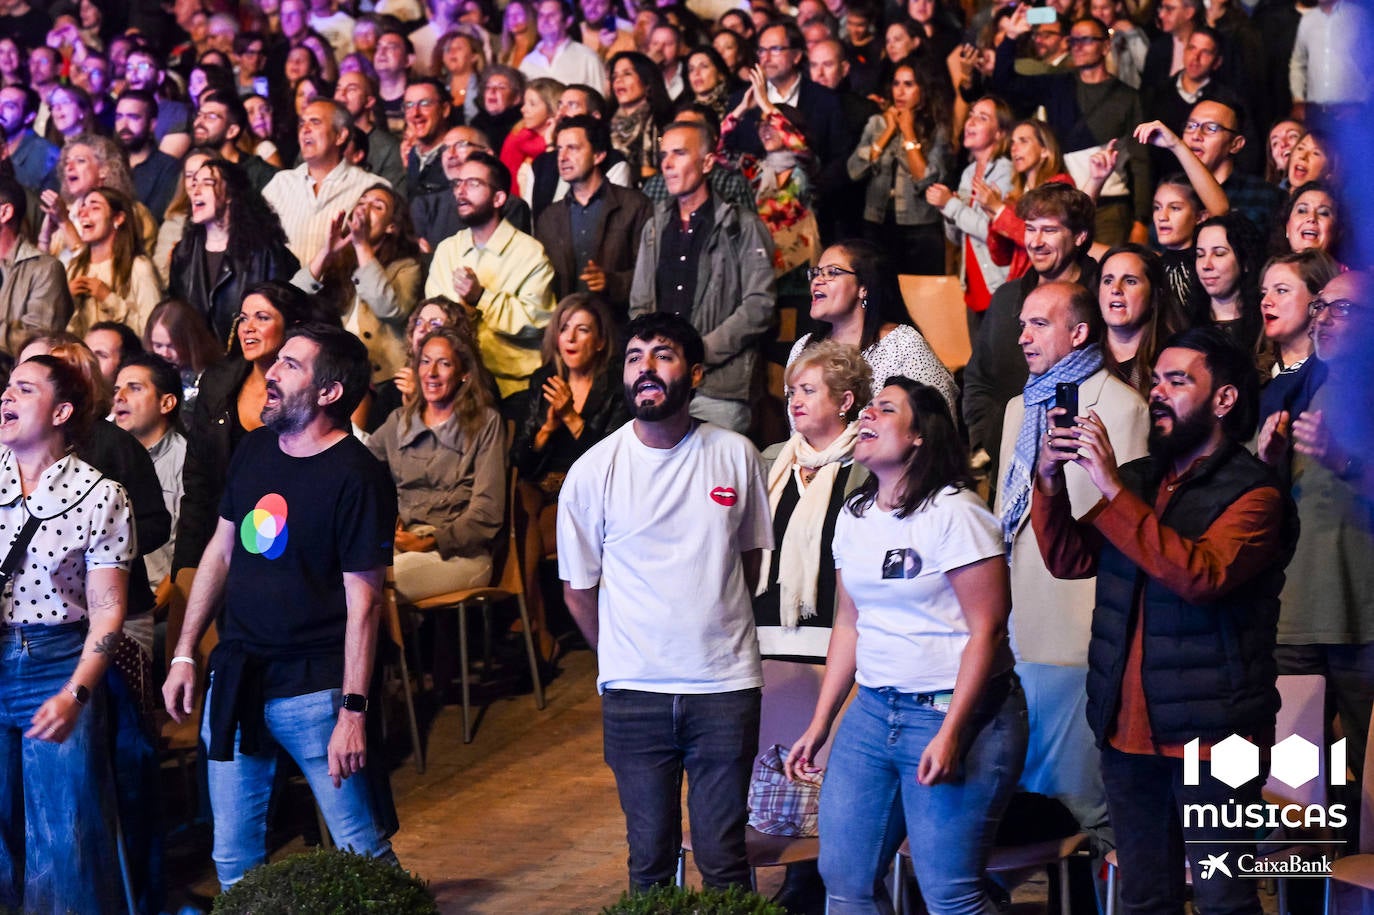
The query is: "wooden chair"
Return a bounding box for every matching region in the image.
[897,274,972,372]
[394,471,546,743]
[675,660,853,891]
[1325,697,1374,913]
[381,569,425,772]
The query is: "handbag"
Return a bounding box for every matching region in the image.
[747,743,822,837]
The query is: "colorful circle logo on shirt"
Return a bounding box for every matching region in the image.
[240,493,288,559]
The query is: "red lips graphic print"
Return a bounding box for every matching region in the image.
[710,486,737,506]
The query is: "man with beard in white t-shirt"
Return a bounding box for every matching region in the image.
[558,312,773,892]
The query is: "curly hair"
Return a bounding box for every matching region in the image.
[185,157,291,263]
[57,134,137,203]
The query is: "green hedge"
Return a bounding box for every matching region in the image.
[212,849,437,914]
[600,884,786,915]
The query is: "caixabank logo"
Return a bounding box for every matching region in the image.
[1183,734,1346,879]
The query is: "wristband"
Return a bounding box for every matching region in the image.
[171,656,196,668]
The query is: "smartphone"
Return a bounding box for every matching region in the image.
[1054,383,1079,428]
[252,76,270,96]
[1026,6,1058,24]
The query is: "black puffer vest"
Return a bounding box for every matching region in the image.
[1085,441,1293,747]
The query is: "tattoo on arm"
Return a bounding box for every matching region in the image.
[88,586,120,615]
[91,631,118,656]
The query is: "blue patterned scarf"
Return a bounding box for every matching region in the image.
[1000,343,1104,548]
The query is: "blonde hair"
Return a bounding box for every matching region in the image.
[785,339,873,422]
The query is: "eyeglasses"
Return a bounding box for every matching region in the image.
[1309,298,1357,319]
[1183,120,1237,136]
[403,98,440,111]
[1066,35,1105,47]
[806,265,857,282]
[128,61,154,73]
[450,177,491,191]
[447,139,479,152]
[757,44,793,56]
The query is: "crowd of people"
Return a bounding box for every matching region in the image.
[0,0,1363,911]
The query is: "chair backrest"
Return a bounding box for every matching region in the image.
[492,467,524,596]
[1264,674,1327,808]
[898,274,972,372]
[758,659,853,770]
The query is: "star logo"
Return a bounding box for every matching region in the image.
[1199,853,1232,879]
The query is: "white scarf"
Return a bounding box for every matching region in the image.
[757,424,859,628]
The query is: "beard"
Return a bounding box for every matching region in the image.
[1148,400,1214,462]
[457,198,496,226]
[623,372,692,422]
[261,382,315,435]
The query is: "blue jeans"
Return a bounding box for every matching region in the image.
[1099,747,1263,915]
[602,688,761,891]
[202,683,396,889]
[819,678,1028,915]
[0,623,121,914]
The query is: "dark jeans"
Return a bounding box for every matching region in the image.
[866,216,945,276]
[1100,746,1264,915]
[602,687,761,891]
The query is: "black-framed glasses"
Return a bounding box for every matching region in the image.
[1183,120,1237,136]
[1309,297,1357,319]
[806,265,857,282]
[1066,35,1104,47]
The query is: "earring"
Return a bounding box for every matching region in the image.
[860,295,868,310]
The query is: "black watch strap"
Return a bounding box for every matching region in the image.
[65,681,89,705]
[341,693,368,713]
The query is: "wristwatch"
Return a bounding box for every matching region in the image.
[65,681,89,705]
[903,139,921,152]
[341,693,369,713]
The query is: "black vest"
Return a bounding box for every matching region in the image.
[1084,441,1293,747]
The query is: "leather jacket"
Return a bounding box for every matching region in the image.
[168,230,300,349]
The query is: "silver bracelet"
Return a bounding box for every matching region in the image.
[170,655,196,668]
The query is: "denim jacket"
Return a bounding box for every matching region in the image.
[847,115,950,226]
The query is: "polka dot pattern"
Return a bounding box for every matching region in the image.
[0,452,136,626]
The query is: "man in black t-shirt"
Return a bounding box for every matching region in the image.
[162,323,400,890]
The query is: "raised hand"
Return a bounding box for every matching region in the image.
[1132,120,1180,150]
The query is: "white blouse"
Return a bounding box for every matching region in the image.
[0,451,135,626]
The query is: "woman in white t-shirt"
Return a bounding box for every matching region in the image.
[786,378,1027,914]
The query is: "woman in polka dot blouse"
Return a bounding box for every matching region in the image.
[0,353,135,912]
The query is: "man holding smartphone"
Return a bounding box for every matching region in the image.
[994,279,1149,908]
